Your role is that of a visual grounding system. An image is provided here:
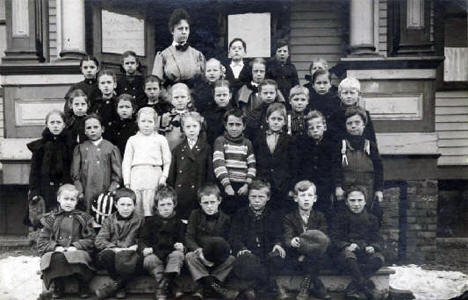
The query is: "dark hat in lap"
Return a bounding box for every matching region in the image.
[203,237,231,266]
[298,230,330,257]
[233,252,264,281]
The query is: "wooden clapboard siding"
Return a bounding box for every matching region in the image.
[49,0,58,60]
[0,93,4,138]
[378,0,387,56]
[289,1,347,84]
[435,91,468,166]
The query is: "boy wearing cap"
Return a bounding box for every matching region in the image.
[283,180,331,300]
[330,185,384,300]
[230,179,286,299]
[184,184,238,299]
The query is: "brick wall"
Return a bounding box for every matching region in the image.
[381,184,401,263]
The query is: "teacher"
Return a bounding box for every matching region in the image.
[152,8,206,88]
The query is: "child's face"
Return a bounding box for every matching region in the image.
[225,115,245,138]
[290,94,309,113]
[252,63,266,83]
[205,61,222,83]
[340,87,360,107]
[71,97,88,117]
[145,81,161,100]
[307,117,326,140]
[214,86,231,108]
[200,194,221,216]
[57,190,78,212]
[116,197,135,218]
[229,41,245,62]
[248,188,270,211]
[266,110,285,132]
[310,62,327,76]
[172,19,190,44]
[259,84,277,104]
[183,118,201,140]
[171,88,190,111]
[46,113,65,136]
[313,74,331,95]
[346,191,366,214]
[117,100,134,120]
[275,45,289,64]
[123,56,138,75]
[84,118,103,141]
[346,114,365,136]
[138,112,156,135]
[294,186,317,211]
[81,60,98,80]
[98,74,116,97]
[157,197,175,218]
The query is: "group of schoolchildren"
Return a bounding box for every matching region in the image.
[30,16,385,300]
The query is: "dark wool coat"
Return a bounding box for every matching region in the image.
[202,103,231,146]
[106,118,138,157]
[253,131,298,196]
[283,209,328,259]
[267,58,299,102]
[63,78,99,118]
[245,102,269,141]
[138,96,173,117]
[230,207,283,260]
[139,213,186,260]
[116,74,146,105]
[90,95,119,137]
[185,209,231,251]
[307,90,341,124]
[222,58,251,97]
[329,208,383,253]
[38,209,95,270]
[191,78,215,114]
[167,137,214,220]
[66,114,88,148]
[329,107,377,144]
[95,212,144,250]
[27,129,74,211]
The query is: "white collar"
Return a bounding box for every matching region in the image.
[92,137,103,146]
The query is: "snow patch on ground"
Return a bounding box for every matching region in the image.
[0,256,42,300]
[390,265,468,300]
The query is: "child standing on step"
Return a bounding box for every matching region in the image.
[94,188,145,300]
[330,185,384,300]
[106,94,138,157]
[37,184,95,299]
[287,85,310,137]
[140,186,186,300]
[90,70,119,139]
[116,50,146,106]
[71,114,122,213]
[122,107,172,217]
[66,89,89,148]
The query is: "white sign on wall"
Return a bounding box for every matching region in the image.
[228,13,271,58]
[101,9,145,56]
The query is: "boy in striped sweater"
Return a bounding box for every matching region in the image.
[213,108,256,215]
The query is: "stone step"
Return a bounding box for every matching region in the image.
[0,235,32,247]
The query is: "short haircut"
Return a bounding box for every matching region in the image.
[79,55,100,69]
[344,106,368,125]
[206,57,222,69]
[293,180,317,195]
[289,85,309,100]
[168,8,190,32]
[275,39,289,51]
[346,185,368,201]
[68,89,90,106]
[145,75,162,87]
[338,77,361,93]
[198,183,221,202]
[308,58,329,74]
[83,113,103,127]
[116,93,136,109]
[249,179,271,197]
[45,109,65,125]
[250,57,267,68]
[312,69,331,84]
[305,110,326,126]
[223,108,245,124]
[170,82,190,99]
[114,188,137,204]
[97,69,117,82]
[258,79,278,93]
[181,111,203,128]
[229,38,247,52]
[120,50,142,73]
[214,79,231,91]
[137,107,158,123]
[154,186,178,208]
[266,102,287,120]
[57,184,80,199]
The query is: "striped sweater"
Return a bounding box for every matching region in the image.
[213,133,256,187]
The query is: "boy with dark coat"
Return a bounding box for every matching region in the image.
[267,40,299,102]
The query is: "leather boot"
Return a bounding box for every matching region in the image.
[51,279,64,299]
[311,276,331,300]
[297,275,312,300]
[276,278,289,300]
[209,281,239,299]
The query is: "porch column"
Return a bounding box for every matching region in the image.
[59,0,86,60]
[349,0,376,55]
